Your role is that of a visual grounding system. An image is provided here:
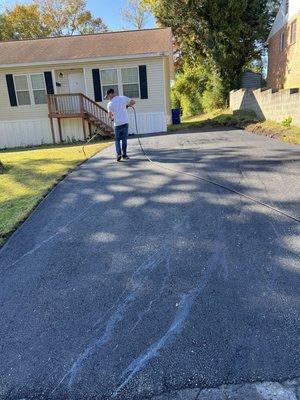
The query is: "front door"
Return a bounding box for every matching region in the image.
[68,72,85,94]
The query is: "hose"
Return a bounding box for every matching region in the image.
[82,131,103,158]
[130,106,300,224]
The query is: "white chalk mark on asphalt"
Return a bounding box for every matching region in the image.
[113,236,225,397]
[4,202,97,270]
[129,254,171,334]
[67,251,166,390]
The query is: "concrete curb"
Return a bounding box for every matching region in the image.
[151,378,300,400]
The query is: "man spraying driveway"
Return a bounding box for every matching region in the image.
[106,88,136,162]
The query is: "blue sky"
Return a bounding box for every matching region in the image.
[3,0,156,30]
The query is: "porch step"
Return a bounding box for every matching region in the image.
[48,93,114,141]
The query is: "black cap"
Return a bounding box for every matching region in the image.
[104,88,115,99]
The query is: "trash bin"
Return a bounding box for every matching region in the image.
[172,108,181,125]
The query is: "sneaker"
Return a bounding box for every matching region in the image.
[122,155,130,160]
[117,155,122,162]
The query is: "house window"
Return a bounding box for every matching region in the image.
[291,20,297,44]
[30,74,47,104]
[279,31,285,52]
[121,67,140,98]
[285,0,289,15]
[100,69,119,97]
[13,73,47,106]
[14,75,31,106]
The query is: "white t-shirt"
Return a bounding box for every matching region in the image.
[107,96,131,127]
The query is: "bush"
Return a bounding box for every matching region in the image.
[202,72,226,112]
[171,62,207,117]
[282,116,293,128]
[171,60,226,117]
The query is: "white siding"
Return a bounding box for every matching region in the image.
[269,0,300,40]
[60,118,85,141]
[128,112,167,135]
[0,56,171,148]
[84,57,166,114]
[0,118,52,148]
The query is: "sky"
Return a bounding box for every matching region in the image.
[2,0,156,31]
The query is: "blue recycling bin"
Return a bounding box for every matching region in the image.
[172,108,181,125]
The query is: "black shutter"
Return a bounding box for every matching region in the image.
[6,74,17,107]
[139,65,148,99]
[44,71,54,94]
[92,69,102,102]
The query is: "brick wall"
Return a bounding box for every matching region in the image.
[267,12,300,90]
[230,88,300,126]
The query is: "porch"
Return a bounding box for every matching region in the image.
[47,92,113,144]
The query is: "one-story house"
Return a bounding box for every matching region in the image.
[0,28,173,149]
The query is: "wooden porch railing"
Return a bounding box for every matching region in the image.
[48,93,112,127]
[47,93,113,142]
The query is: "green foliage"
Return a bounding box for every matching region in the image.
[0,0,107,41]
[37,0,108,36]
[171,60,227,117]
[201,72,226,112]
[282,116,293,128]
[147,0,278,97]
[171,62,207,117]
[0,4,50,40]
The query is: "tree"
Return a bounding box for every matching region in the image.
[144,0,279,99]
[0,4,50,40]
[36,0,108,36]
[0,14,6,40]
[121,0,151,30]
[0,0,107,41]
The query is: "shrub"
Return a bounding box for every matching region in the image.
[282,116,293,128]
[171,62,207,117]
[202,72,226,112]
[171,60,227,117]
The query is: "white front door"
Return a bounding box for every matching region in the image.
[68,72,85,94]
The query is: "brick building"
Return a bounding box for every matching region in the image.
[268,0,300,90]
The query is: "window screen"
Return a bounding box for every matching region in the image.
[31,74,47,105]
[121,67,140,98]
[100,69,119,97]
[14,75,31,106]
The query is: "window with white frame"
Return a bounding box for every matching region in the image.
[279,31,285,52]
[14,75,31,106]
[121,67,140,98]
[14,73,47,106]
[291,20,297,44]
[31,74,47,104]
[100,69,119,97]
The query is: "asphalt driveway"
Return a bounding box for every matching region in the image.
[0,128,299,400]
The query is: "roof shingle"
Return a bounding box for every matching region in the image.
[0,28,172,66]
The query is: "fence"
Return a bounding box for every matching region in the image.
[230,88,300,125]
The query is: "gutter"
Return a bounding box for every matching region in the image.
[0,52,171,70]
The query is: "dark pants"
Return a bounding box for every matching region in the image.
[115,123,129,156]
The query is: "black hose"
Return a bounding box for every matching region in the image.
[130,106,300,224]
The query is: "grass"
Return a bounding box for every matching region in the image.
[0,140,112,245]
[246,120,300,145]
[168,109,300,145]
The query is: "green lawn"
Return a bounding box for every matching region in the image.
[168,110,300,145]
[0,140,112,245]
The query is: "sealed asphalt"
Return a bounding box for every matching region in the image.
[0,128,299,399]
